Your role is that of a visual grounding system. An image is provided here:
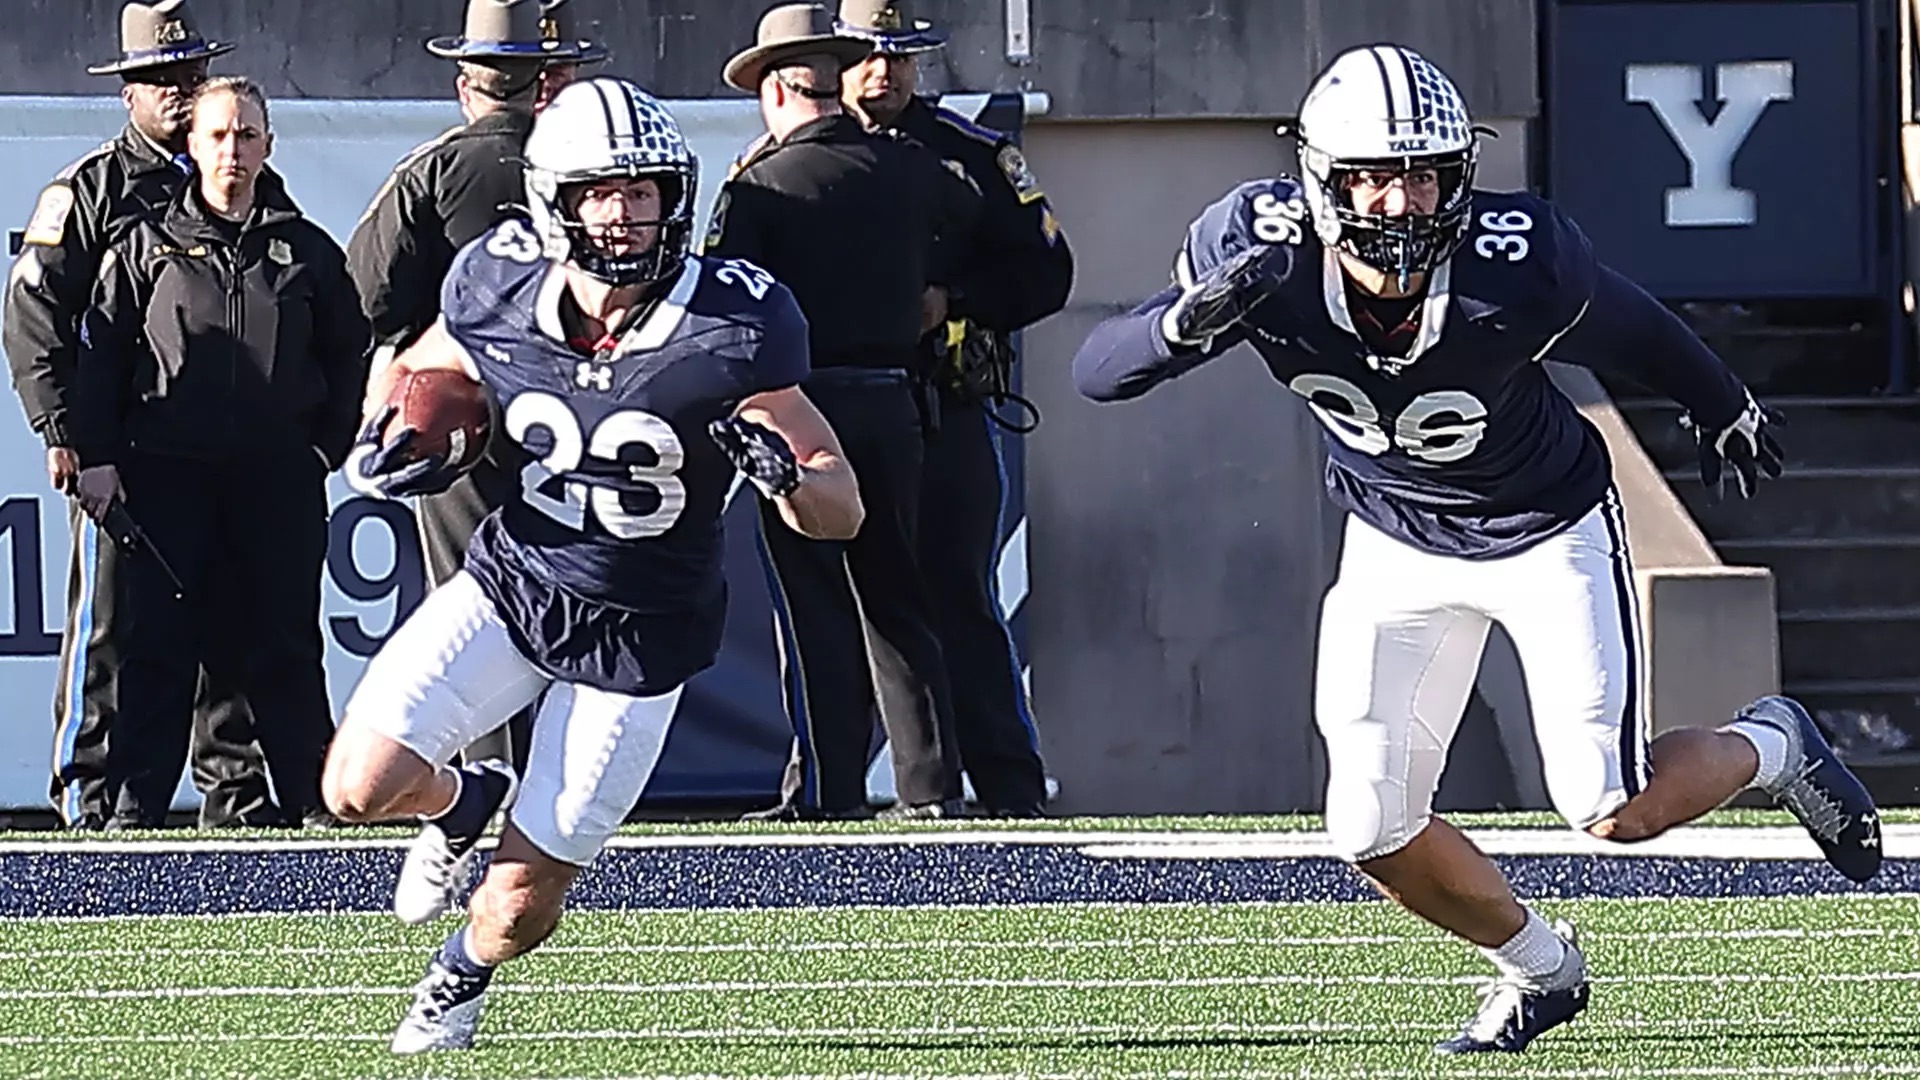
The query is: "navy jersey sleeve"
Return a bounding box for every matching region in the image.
[1458,191,1599,338]
[1075,178,1303,402]
[751,281,812,393]
[1529,203,1747,427]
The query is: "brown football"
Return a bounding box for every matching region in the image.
[383,368,492,472]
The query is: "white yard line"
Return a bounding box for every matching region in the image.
[0,924,1910,963]
[0,823,1913,858]
[3,969,1917,1001]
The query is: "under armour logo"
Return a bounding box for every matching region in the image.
[575,362,613,391]
[484,344,511,365]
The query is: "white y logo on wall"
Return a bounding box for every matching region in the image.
[1624,61,1794,227]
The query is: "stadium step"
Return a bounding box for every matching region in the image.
[1776,606,1920,684]
[1662,465,1920,540]
[1716,536,1920,610]
[1616,394,1920,472]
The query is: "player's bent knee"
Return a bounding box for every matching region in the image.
[320,724,431,822]
[1324,773,1428,863]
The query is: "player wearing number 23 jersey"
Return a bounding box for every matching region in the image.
[327,78,863,1057]
[451,215,806,696]
[1073,44,1876,1059]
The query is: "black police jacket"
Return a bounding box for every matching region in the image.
[71,183,371,470]
[347,108,535,354]
[890,96,1073,335]
[705,113,981,369]
[3,123,295,449]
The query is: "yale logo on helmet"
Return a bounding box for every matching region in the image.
[1388,137,1430,153]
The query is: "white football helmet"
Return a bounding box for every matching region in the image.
[1294,44,1479,283]
[523,76,699,286]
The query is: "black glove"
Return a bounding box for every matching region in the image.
[1685,394,1784,502]
[344,404,463,500]
[1161,244,1286,348]
[709,415,800,497]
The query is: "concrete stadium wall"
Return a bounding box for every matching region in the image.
[1,0,1540,119]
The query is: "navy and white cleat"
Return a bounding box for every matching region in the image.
[1435,920,1590,1054]
[390,955,488,1054]
[394,760,519,925]
[1740,696,1883,883]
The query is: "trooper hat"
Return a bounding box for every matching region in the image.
[540,0,609,66]
[835,0,946,55]
[427,0,589,62]
[723,3,873,93]
[86,0,236,77]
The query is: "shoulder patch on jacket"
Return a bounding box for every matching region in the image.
[22,184,74,247]
[996,145,1044,204]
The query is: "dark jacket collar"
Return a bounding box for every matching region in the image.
[780,113,863,148]
[163,177,303,243]
[115,123,189,178]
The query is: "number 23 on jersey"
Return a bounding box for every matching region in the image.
[506,392,686,539]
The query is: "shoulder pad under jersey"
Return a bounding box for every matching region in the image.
[1453,190,1598,334]
[1177,175,1313,285]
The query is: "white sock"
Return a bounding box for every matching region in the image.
[1723,718,1793,793]
[1481,909,1567,988]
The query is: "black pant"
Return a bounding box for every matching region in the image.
[106,450,334,826]
[50,499,272,827]
[415,455,533,770]
[919,395,1047,811]
[761,369,960,810]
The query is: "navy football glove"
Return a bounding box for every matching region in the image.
[709,416,800,497]
[344,404,463,500]
[1161,245,1285,349]
[1684,394,1784,502]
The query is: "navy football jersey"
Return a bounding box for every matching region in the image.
[441,218,809,694]
[1170,177,1609,557]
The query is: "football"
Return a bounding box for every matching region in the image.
[381,368,492,472]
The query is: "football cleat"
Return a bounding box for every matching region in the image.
[1740,696,1883,883]
[1435,920,1590,1054]
[390,955,489,1054]
[394,760,518,926]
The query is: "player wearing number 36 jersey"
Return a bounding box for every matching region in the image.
[319,77,863,1055]
[1074,44,1881,1055]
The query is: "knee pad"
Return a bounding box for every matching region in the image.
[1540,732,1630,832]
[1323,771,1428,864]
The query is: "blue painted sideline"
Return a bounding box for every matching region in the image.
[0,842,1911,918]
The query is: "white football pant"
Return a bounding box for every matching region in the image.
[1316,491,1651,862]
[346,570,681,865]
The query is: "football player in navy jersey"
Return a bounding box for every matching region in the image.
[1075,45,1882,1054]
[319,76,863,1054]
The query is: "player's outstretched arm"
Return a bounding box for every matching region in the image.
[1552,264,1782,499]
[725,386,864,540]
[1073,286,1220,402]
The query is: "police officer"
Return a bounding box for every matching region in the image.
[3,0,276,829]
[346,0,605,770]
[711,4,979,819]
[70,77,371,829]
[837,0,1074,816]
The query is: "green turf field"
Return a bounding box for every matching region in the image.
[0,893,1915,1079]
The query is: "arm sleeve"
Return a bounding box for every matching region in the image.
[924,151,984,288]
[311,236,375,468]
[753,284,813,392]
[1550,262,1748,428]
[945,141,1074,333]
[69,242,140,467]
[346,167,447,351]
[3,181,101,446]
[1072,286,1239,402]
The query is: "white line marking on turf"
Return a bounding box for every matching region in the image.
[0,1015,1896,1047]
[6,970,1919,1001]
[1,924,1909,963]
[11,891,1918,925]
[0,823,1914,858]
